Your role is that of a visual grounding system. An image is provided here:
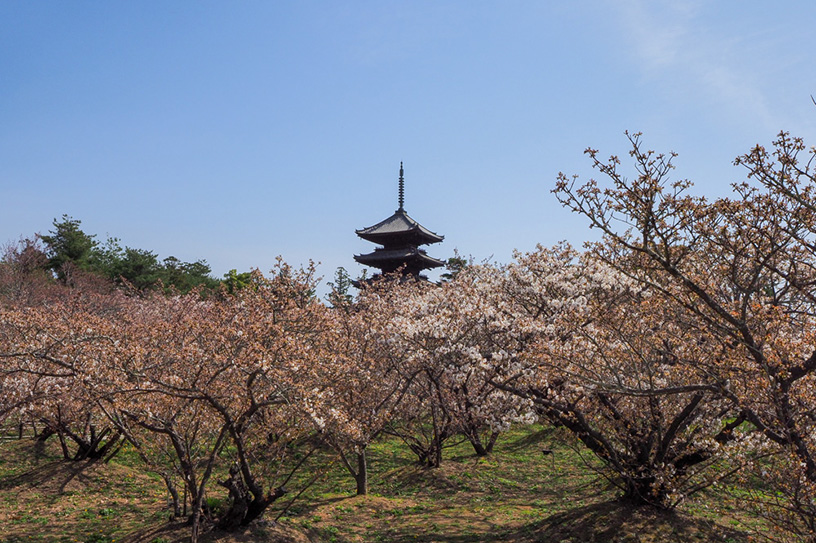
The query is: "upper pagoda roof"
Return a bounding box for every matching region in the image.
[356,209,444,246]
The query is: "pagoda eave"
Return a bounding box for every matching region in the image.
[355,210,444,245]
[354,249,445,270]
[356,230,443,246]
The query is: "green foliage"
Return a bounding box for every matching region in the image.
[222,268,254,294]
[160,257,220,293]
[441,254,468,282]
[36,215,220,294]
[89,236,125,278]
[326,266,354,308]
[40,215,98,282]
[113,247,162,291]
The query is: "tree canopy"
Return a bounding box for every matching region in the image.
[36,215,221,293]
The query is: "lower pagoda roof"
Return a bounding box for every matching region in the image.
[354,246,445,271]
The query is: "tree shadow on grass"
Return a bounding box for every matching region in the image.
[0,437,102,494]
[340,499,756,543]
[501,426,560,454]
[120,517,316,543]
[513,499,754,543]
[0,456,100,494]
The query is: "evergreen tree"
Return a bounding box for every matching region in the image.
[326,267,354,308]
[40,215,98,283]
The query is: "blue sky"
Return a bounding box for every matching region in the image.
[2,1,816,293]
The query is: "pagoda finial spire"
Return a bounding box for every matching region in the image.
[398,162,405,211]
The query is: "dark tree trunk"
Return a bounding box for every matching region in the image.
[337,444,369,496]
[430,432,444,468]
[38,419,122,462]
[162,475,182,518]
[217,465,250,530]
[72,428,121,461]
[485,430,499,453]
[465,428,499,457]
[355,450,368,496]
[56,429,72,460]
[469,436,488,457]
[243,487,286,526]
[189,497,203,543]
[217,464,287,529]
[620,474,672,508]
[35,426,54,443]
[406,431,448,468]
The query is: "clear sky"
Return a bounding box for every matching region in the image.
[2,1,816,295]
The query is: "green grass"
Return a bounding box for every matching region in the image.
[260,425,764,542]
[0,424,768,543]
[0,435,171,543]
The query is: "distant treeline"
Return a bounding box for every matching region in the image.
[5,214,253,294]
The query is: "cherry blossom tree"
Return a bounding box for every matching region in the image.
[0,238,54,309]
[554,132,816,533]
[0,290,126,459]
[494,243,748,508]
[97,263,331,540]
[376,268,536,467]
[305,283,413,494]
[0,260,337,542]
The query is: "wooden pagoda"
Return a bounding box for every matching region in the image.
[354,163,445,279]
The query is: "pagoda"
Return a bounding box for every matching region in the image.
[354,163,445,279]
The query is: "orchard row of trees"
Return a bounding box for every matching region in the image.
[3,132,816,541]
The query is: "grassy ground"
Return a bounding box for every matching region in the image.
[0,426,765,543]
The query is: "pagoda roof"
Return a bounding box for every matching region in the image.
[354,246,445,270]
[356,209,444,245]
